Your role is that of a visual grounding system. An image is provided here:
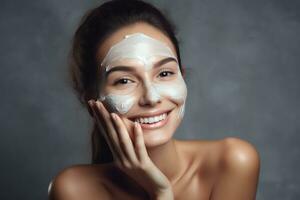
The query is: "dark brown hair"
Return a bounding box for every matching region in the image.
[69,0,183,164]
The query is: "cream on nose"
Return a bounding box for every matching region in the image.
[139,82,161,106]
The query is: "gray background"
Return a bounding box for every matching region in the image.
[1,0,299,199]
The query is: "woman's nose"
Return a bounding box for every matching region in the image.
[139,84,162,106]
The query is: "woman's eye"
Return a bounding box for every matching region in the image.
[158,71,174,78]
[114,78,133,85]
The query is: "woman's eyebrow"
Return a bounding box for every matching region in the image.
[153,57,178,68]
[105,57,178,77]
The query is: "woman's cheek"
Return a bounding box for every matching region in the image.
[153,78,187,118]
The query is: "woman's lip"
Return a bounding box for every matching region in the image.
[129,109,172,120]
[137,110,172,130]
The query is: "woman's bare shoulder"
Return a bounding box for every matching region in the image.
[177,137,260,199]
[48,163,114,200]
[210,137,260,198]
[175,137,260,175]
[218,137,260,169]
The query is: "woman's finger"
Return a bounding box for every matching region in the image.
[133,122,149,163]
[95,100,130,166]
[111,113,139,165]
[89,100,119,160]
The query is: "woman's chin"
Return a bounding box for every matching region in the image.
[143,130,173,148]
[142,114,181,148]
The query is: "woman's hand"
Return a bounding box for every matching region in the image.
[88,99,174,200]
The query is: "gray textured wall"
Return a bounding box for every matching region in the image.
[1,0,299,199]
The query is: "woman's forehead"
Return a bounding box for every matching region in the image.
[97,23,177,63]
[101,33,178,71]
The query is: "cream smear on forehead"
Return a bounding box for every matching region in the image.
[99,33,187,118]
[101,33,178,71]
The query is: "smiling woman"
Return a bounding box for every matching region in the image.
[48,0,260,200]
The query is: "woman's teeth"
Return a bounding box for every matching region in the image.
[135,113,167,124]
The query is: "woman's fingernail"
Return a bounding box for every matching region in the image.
[97,101,103,108]
[95,100,100,108]
[88,100,93,107]
[111,113,116,119]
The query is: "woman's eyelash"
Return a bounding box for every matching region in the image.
[158,70,175,77]
[112,70,175,85]
[113,78,133,85]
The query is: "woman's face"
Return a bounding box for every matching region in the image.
[96,23,187,148]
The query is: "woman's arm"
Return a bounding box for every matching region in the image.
[210,137,260,200]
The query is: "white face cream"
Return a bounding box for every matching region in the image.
[99,33,187,118]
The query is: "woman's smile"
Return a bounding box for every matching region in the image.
[129,109,173,130]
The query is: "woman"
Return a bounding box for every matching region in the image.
[49,0,260,199]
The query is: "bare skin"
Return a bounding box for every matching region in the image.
[48,23,260,200]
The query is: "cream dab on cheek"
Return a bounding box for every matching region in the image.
[100,94,135,114]
[152,74,187,119]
